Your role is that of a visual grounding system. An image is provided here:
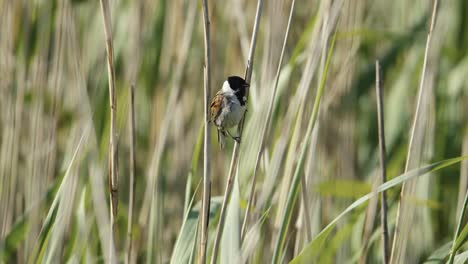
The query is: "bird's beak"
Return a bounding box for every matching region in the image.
[244,83,250,88]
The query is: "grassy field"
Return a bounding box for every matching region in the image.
[0,0,467,263]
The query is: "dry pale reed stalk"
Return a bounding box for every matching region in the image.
[240,0,296,242]
[211,1,264,263]
[199,0,212,263]
[390,1,439,262]
[99,0,119,262]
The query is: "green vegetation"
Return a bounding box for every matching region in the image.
[0,0,467,263]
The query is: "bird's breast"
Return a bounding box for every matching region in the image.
[215,96,246,129]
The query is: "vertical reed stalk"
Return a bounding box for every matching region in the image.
[390,1,439,262]
[126,84,136,264]
[240,0,296,242]
[375,61,389,264]
[99,0,119,262]
[211,1,264,263]
[199,0,212,263]
[272,29,337,264]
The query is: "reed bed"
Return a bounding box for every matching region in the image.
[0,0,467,263]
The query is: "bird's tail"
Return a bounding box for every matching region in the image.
[218,130,226,149]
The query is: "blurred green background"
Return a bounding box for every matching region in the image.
[0,0,467,263]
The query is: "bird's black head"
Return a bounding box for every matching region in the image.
[227,76,249,105]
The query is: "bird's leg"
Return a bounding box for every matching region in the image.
[225,129,241,144]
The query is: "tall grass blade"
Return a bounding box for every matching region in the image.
[375,60,390,263]
[29,131,87,263]
[390,1,440,261]
[272,29,337,264]
[291,156,468,263]
[453,251,468,264]
[241,0,296,241]
[171,196,223,264]
[126,84,136,264]
[452,224,468,254]
[423,242,452,263]
[220,176,241,264]
[448,190,468,264]
[211,0,264,262]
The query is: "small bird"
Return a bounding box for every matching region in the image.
[210,76,249,149]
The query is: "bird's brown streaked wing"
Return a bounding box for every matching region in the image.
[210,94,223,123]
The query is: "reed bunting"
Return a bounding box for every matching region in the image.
[210,76,249,149]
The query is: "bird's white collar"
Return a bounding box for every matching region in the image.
[221,80,235,93]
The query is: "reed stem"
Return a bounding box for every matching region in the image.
[211,1,264,262]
